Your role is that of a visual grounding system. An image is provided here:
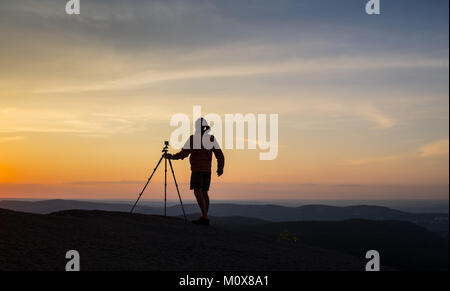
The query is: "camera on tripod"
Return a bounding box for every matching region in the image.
[162,141,169,152]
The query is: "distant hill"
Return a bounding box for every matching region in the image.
[173,204,449,233]
[0,199,159,214]
[0,208,366,271]
[242,219,448,271]
[1,199,447,234]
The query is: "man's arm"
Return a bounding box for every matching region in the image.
[213,147,225,176]
[169,148,191,160]
[167,136,192,160]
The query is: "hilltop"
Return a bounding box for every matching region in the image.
[0,208,366,271]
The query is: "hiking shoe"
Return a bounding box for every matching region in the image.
[192,217,210,226]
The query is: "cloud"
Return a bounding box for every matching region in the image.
[341,138,449,165]
[32,56,448,94]
[340,154,408,166]
[290,98,396,130]
[65,180,142,185]
[360,108,396,129]
[0,136,25,143]
[1,90,398,136]
[0,106,173,135]
[420,139,449,157]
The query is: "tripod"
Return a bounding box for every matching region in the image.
[130,141,187,221]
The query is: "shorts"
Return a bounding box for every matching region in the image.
[190,171,211,191]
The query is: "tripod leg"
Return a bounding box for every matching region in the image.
[164,156,167,216]
[168,159,187,222]
[130,153,165,214]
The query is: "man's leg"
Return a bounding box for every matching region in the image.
[202,190,210,213]
[194,189,208,219]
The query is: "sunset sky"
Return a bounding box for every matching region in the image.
[0,0,448,201]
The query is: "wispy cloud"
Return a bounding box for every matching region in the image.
[0,136,25,143]
[341,138,450,165]
[32,56,448,94]
[289,98,397,130]
[360,108,396,129]
[0,106,173,134]
[420,139,449,157]
[65,180,142,185]
[340,154,410,166]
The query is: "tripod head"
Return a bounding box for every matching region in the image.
[162,141,169,153]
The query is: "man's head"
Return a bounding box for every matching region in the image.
[195,117,210,134]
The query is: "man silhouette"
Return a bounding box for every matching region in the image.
[166,118,225,226]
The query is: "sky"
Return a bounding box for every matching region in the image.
[0,0,448,201]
